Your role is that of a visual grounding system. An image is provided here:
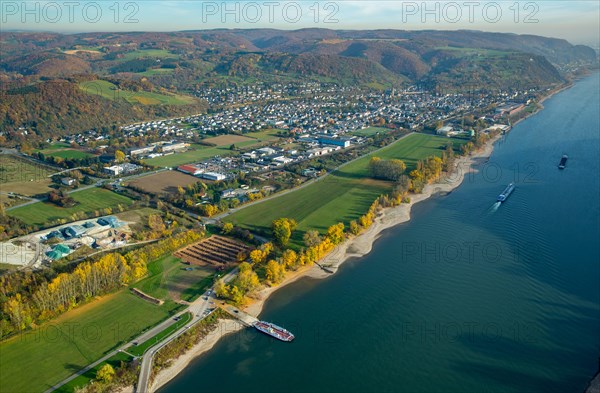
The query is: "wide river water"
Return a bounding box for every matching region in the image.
[161,72,600,393]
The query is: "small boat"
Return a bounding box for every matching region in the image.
[497,183,515,202]
[558,154,568,169]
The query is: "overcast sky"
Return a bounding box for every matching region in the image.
[2,1,599,47]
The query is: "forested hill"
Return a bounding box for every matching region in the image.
[0,29,596,144]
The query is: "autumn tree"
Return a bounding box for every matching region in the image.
[229,285,244,304]
[349,220,361,235]
[221,222,234,235]
[271,218,297,247]
[235,262,260,293]
[214,279,229,298]
[148,214,166,233]
[369,157,407,181]
[326,223,345,245]
[281,249,298,270]
[265,260,285,284]
[96,364,115,383]
[249,249,266,265]
[303,230,321,248]
[114,150,126,163]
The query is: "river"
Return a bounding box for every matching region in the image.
[160,72,600,393]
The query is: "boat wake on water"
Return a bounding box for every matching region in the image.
[489,201,502,213]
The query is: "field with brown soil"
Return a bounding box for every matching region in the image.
[175,236,252,266]
[203,134,254,146]
[128,171,199,194]
[0,155,55,198]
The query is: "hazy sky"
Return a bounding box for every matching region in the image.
[2,1,599,46]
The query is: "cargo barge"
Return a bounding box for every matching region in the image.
[558,154,568,169]
[254,321,295,342]
[497,183,515,202]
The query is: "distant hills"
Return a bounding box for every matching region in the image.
[0,29,597,143]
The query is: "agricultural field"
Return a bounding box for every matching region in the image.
[0,291,180,393]
[203,134,255,146]
[137,68,175,76]
[175,236,251,267]
[34,142,95,160]
[128,171,200,195]
[78,80,195,105]
[245,128,283,141]
[133,255,215,303]
[8,187,134,226]
[228,133,466,247]
[351,126,393,137]
[143,144,236,168]
[144,130,282,168]
[0,155,55,196]
[118,49,179,62]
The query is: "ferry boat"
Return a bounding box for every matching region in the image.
[254,321,295,342]
[558,154,568,169]
[497,183,515,202]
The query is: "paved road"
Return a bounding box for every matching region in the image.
[46,266,238,393]
[206,132,415,224]
[44,307,187,393]
[136,267,239,393]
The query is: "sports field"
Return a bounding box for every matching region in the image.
[0,291,179,393]
[228,133,465,246]
[8,187,134,226]
[34,143,96,160]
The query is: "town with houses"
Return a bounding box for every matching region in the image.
[41,82,536,184]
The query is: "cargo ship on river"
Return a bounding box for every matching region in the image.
[497,183,515,202]
[558,154,568,169]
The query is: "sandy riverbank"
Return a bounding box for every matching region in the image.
[146,319,244,392]
[140,81,572,393]
[141,133,502,393]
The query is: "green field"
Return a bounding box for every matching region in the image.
[134,255,214,302]
[434,46,514,57]
[228,133,465,246]
[9,187,134,226]
[144,144,237,167]
[0,155,54,184]
[351,126,393,137]
[245,128,283,141]
[50,150,92,159]
[34,143,95,159]
[54,352,133,393]
[138,68,175,76]
[0,291,179,393]
[145,130,281,167]
[35,143,96,160]
[119,49,179,62]
[78,80,194,105]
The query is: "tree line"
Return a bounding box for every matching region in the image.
[0,230,202,339]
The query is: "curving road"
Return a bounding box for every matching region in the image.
[135,267,239,393]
